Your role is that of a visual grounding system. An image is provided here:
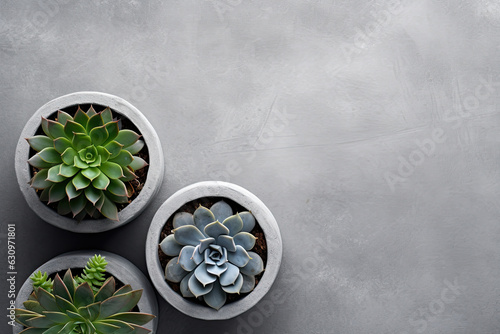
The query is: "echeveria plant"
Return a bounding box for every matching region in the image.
[160,200,264,310]
[15,255,155,334]
[27,106,148,221]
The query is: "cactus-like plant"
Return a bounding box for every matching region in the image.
[74,254,108,293]
[160,200,264,310]
[15,255,155,334]
[27,105,148,221]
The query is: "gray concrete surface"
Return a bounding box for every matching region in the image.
[1,0,499,333]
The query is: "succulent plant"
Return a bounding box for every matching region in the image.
[74,254,107,293]
[160,200,264,310]
[27,105,148,221]
[15,255,155,334]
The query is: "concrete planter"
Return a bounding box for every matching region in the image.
[146,181,283,320]
[12,250,158,334]
[15,92,164,233]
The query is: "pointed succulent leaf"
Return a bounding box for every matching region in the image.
[98,194,119,221]
[123,139,144,155]
[105,191,129,204]
[120,166,137,182]
[36,288,57,311]
[55,321,77,334]
[204,280,226,310]
[97,146,111,163]
[49,182,67,204]
[89,124,109,146]
[87,113,104,132]
[194,262,217,287]
[240,252,264,276]
[109,150,133,167]
[59,163,79,177]
[38,147,62,164]
[173,225,205,246]
[65,181,81,200]
[61,147,77,165]
[172,212,194,228]
[219,262,240,286]
[47,165,65,182]
[188,272,213,298]
[30,169,52,189]
[85,200,97,217]
[43,311,71,324]
[103,141,123,159]
[28,154,55,168]
[99,290,142,319]
[64,120,87,139]
[164,257,188,283]
[221,274,244,294]
[191,245,204,264]
[53,137,72,154]
[180,272,195,298]
[159,234,183,256]
[100,161,124,179]
[81,167,101,181]
[47,119,66,139]
[78,302,100,322]
[73,155,89,169]
[41,117,50,137]
[62,269,75,297]
[84,186,102,205]
[74,107,90,128]
[129,156,148,171]
[204,221,229,239]
[89,154,102,167]
[193,206,216,233]
[227,245,251,267]
[218,235,236,252]
[26,315,57,328]
[240,274,255,293]
[66,310,86,321]
[39,187,50,201]
[86,105,97,117]
[210,201,233,222]
[206,263,228,276]
[72,171,91,190]
[104,121,119,144]
[94,277,116,303]
[27,135,53,152]
[57,198,71,215]
[73,282,94,308]
[93,322,120,333]
[233,232,257,250]
[101,107,113,123]
[107,178,128,197]
[72,133,92,151]
[178,246,197,271]
[107,312,156,326]
[69,194,86,217]
[115,129,140,147]
[240,212,256,232]
[92,172,110,190]
[222,214,244,236]
[57,110,73,125]
[23,300,44,314]
[114,285,132,296]
[198,237,215,253]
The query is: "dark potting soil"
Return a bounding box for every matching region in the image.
[158,197,268,306]
[28,103,149,220]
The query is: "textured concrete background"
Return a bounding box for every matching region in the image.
[1,0,500,333]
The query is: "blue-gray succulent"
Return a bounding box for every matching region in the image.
[160,200,264,310]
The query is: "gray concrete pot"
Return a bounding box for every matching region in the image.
[15,91,164,233]
[146,181,283,320]
[12,250,158,334]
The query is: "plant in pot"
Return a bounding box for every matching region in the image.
[146,181,282,320]
[13,251,158,334]
[15,92,164,233]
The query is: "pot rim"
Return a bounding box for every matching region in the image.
[15,91,164,233]
[146,181,283,320]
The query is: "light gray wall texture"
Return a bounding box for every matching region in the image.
[1,1,499,333]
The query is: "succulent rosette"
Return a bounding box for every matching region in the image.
[26,106,148,221]
[160,200,264,310]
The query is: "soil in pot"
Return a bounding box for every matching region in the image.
[158,196,268,306]
[28,103,150,219]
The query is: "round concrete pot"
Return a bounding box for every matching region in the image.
[12,250,158,334]
[146,181,283,320]
[15,91,164,233]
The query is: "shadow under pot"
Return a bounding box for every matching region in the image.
[146,181,283,320]
[15,91,164,233]
[12,250,158,334]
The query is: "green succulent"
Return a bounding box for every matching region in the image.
[15,256,155,334]
[30,271,53,294]
[74,255,108,294]
[27,105,148,221]
[160,200,264,310]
